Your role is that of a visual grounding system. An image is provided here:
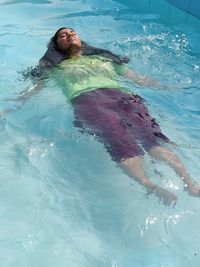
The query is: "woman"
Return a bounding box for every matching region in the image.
[13,28,200,205]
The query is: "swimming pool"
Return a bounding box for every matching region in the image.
[0,0,200,266]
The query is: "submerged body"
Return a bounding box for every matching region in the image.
[54,55,169,162]
[13,27,200,206]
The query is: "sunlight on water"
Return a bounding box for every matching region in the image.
[0,0,200,266]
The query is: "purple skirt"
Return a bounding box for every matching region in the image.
[71,88,169,162]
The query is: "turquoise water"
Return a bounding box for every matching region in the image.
[0,0,200,266]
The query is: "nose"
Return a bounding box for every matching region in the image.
[67,32,75,39]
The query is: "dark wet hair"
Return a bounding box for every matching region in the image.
[24,27,129,79]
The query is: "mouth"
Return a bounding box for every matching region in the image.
[67,38,79,49]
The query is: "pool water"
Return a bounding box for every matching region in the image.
[0,0,200,266]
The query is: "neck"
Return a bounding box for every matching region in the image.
[68,46,82,58]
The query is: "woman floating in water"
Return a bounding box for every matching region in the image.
[8,27,200,205]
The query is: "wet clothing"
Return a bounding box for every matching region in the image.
[72,88,169,162]
[53,55,128,101]
[54,55,169,162]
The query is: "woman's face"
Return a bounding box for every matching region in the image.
[56,28,82,52]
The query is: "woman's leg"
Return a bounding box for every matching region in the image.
[72,89,177,205]
[148,145,200,197]
[120,156,177,206]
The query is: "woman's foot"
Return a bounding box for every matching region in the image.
[184,180,200,197]
[149,186,177,206]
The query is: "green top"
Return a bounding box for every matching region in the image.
[52,55,129,101]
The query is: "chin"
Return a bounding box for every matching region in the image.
[71,41,81,49]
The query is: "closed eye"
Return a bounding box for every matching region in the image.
[58,30,75,39]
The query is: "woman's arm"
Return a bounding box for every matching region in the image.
[1,64,48,118]
[15,81,44,102]
[124,68,163,88]
[0,81,44,118]
[114,63,164,88]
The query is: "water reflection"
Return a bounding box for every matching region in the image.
[0,0,51,5]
